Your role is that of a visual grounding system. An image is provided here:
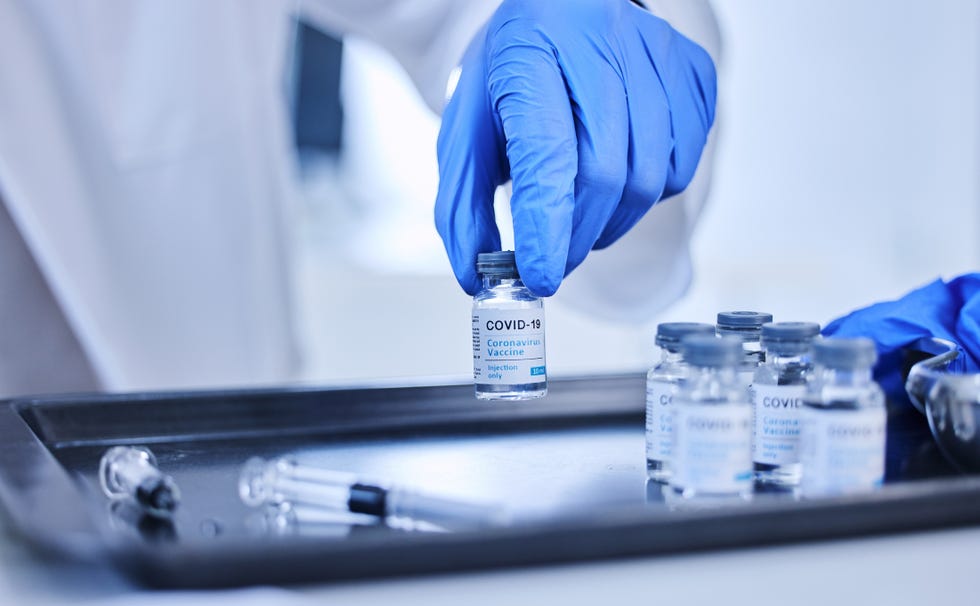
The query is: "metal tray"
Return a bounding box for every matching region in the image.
[0,373,978,589]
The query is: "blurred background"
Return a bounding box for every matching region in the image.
[291,0,980,384]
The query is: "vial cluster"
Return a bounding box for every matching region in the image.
[646,311,887,501]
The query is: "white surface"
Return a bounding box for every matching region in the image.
[670,0,980,325]
[0,0,500,395]
[0,1,302,392]
[0,513,976,605]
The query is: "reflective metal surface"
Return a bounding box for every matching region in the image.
[0,374,975,588]
[905,338,980,471]
[923,374,980,472]
[905,337,960,413]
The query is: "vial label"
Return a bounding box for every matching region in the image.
[645,380,677,462]
[738,368,756,387]
[751,384,805,466]
[672,403,753,495]
[800,407,886,497]
[472,308,546,385]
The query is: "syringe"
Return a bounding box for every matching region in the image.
[238,457,509,531]
[99,446,180,517]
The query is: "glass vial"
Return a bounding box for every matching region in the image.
[799,338,886,497]
[670,335,753,500]
[751,321,821,486]
[472,251,546,400]
[716,311,773,386]
[646,322,716,483]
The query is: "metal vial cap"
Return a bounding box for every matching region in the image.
[761,321,821,355]
[812,337,878,369]
[656,322,716,350]
[476,250,519,279]
[716,311,774,329]
[681,335,742,367]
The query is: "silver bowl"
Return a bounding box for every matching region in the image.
[905,338,980,472]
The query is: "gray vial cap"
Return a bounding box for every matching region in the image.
[812,337,878,369]
[717,311,774,329]
[761,322,821,354]
[656,322,716,349]
[681,335,742,367]
[476,250,518,278]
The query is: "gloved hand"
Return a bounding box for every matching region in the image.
[434,0,717,296]
[823,274,980,403]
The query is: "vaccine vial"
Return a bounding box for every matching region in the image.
[670,335,753,500]
[472,251,546,400]
[799,338,886,497]
[646,322,716,483]
[716,311,773,386]
[751,321,821,486]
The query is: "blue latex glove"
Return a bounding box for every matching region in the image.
[434,0,717,296]
[823,274,980,403]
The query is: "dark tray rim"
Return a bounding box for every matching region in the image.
[0,373,977,588]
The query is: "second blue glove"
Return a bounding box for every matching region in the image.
[823,273,980,405]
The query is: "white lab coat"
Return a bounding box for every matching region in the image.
[0,0,719,396]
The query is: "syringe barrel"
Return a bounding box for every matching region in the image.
[386,488,509,530]
[239,457,356,510]
[239,457,509,530]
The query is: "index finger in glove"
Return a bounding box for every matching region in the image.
[435,39,506,295]
[487,23,578,297]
